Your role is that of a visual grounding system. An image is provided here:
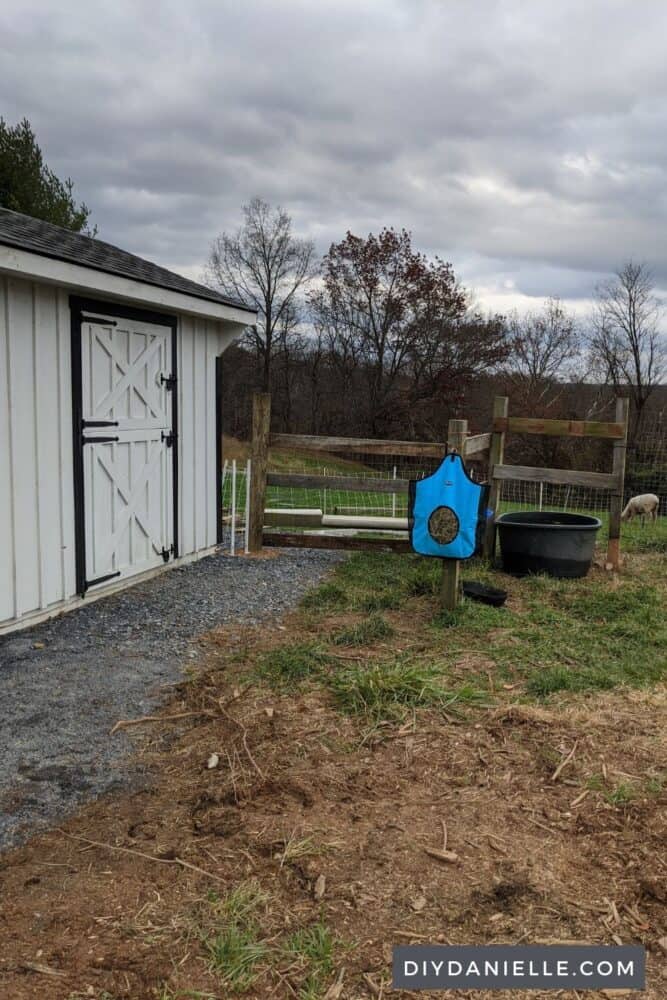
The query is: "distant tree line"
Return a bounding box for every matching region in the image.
[209,199,667,466]
[0,112,663,470]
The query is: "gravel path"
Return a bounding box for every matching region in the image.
[0,549,342,850]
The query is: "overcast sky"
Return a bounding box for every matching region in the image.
[2,0,667,314]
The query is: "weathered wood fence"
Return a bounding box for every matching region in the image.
[245,392,629,607]
[482,395,629,571]
[247,393,489,608]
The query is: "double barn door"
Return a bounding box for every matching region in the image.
[73,301,177,593]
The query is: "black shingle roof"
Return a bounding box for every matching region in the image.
[0,208,254,314]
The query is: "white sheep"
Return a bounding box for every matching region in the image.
[621,493,660,524]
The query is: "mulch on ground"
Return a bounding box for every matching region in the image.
[0,567,665,999]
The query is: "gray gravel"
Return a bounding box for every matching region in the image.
[0,548,343,851]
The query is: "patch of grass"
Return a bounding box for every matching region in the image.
[646,773,665,796]
[585,772,666,807]
[586,773,604,792]
[430,608,459,628]
[203,881,269,993]
[301,582,348,611]
[205,925,267,992]
[327,657,483,721]
[403,563,439,597]
[354,589,402,612]
[522,577,666,697]
[256,642,331,688]
[336,551,404,589]
[605,782,636,807]
[333,614,394,646]
[284,922,339,1000]
[526,665,616,698]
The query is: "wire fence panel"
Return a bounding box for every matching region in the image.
[220,418,666,547]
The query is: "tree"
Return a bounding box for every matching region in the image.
[499,298,586,468]
[0,117,94,232]
[506,297,582,404]
[312,228,507,435]
[206,198,316,391]
[590,262,666,438]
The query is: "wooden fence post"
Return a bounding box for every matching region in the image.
[606,396,629,571]
[248,392,271,553]
[483,396,509,561]
[439,418,468,610]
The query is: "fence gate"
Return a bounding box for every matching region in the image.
[71,299,178,595]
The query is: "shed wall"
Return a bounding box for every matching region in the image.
[178,315,234,556]
[0,277,75,626]
[1,274,239,632]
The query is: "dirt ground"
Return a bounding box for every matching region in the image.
[0,563,665,999]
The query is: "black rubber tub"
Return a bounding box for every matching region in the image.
[496,511,602,578]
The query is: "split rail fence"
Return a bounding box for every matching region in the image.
[244,392,629,608]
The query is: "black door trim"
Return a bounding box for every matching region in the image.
[215,355,223,545]
[70,296,179,596]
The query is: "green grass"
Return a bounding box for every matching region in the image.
[519,577,666,696]
[354,589,402,612]
[333,614,394,646]
[301,582,348,611]
[256,642,331,688]
[283,923,339,1000]
[327,657,485,721]
[297,548,666,704]
[202,882,269,993]
[585,771,665,807]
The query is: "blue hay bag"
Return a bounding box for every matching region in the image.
[409,452,489,560]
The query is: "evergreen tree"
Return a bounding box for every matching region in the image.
[0,117,94,233]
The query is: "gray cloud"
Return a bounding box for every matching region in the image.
[2,0,667,310]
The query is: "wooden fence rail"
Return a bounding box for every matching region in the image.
[492,417,626,439]
[492,465,618,490]
[270,433,447,458]
[262,533,412,553]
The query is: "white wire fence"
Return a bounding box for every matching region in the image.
[219,423,666,553]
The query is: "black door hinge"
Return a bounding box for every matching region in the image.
[161,431,176,447]
[161,373,177,390]
[161,545,174,563]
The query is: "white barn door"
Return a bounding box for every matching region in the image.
[76,306,176,591]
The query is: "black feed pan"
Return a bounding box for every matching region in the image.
[462,580,508,606]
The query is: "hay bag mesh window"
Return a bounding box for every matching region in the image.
[427,505,460,544]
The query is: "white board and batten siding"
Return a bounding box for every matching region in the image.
[178,315,229,558]
[1,277,75,626]
[1,273,239,633]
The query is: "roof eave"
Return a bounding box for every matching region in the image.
[0,244,257,326]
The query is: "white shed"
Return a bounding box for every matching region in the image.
[0,208,256,634]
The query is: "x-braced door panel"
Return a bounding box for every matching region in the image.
[73,303,177,592]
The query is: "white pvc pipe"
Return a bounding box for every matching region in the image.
[322,514,408,531]
[244,458,251,554]
[230,459,237,556]
[392,465,397,517]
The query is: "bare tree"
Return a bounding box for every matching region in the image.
[491,299,585,469]
[507,298,581,392]
[206,198,315,391]
[590,262,666,438]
